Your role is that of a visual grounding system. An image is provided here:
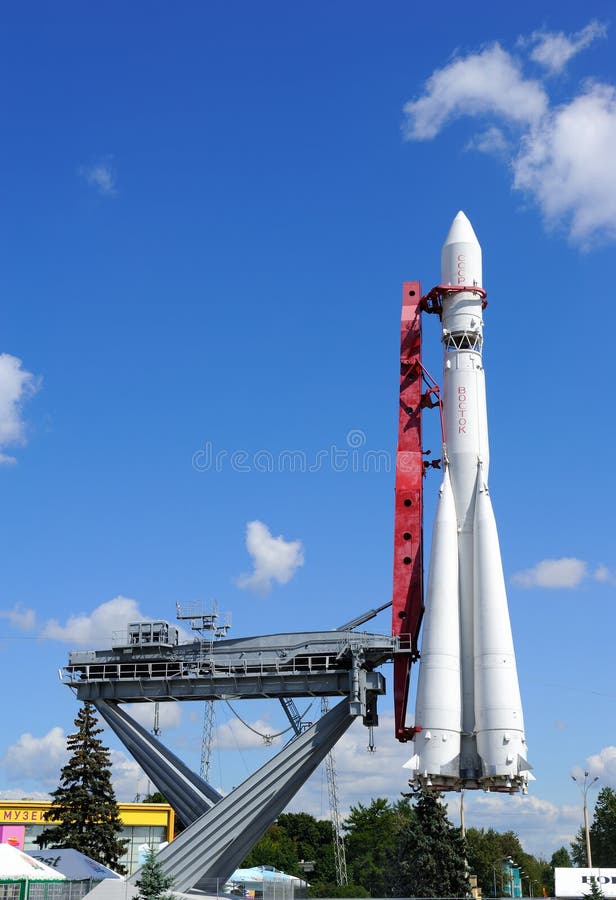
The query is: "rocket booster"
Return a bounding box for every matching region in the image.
[405,212,530,793]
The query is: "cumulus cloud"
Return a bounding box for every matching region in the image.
[463,792,580,857]
[0,604,36,631]
[215,714,284,750]
[402,23,616,245]
[585,747,616,785]
[0,790,50,801]
[466,126,510,156]
[512,558,616,589]
[1,728,67,786]
[284,712,577,857]
[513,84,616,243]
[41,595,145,646]
[0,354,41,464]
[236,520,304,594]
[125,702,183,733]
[402,44,547,140]
[594,564,616,585]
[79,157,117,197]
[0,727,147,800]
[512,557,588,588]
[527,21,607,74]
[109,749,145,801]
[288,712,424,820]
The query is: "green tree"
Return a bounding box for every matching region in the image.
[391,789,469,898]
[465,827,505,895]
[241,822,300,875]
[583,878,605,900]
[35,702,128,874]
[571,788,616,868]
[465,827,547,897]
[142,791,167,804]
[344,798,414,897]
[590,788,616,866]
[551,847,572,868]
[571,826,588,867]
[135,847,174,900]
[276,813,337,884]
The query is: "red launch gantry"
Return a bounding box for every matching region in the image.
[391,281,446,743]
[391,282,424,742]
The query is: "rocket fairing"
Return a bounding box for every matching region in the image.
[404,212,531,794]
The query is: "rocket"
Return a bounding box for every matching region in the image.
[404,212,531,793]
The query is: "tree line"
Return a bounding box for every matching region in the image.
[242,796,566,898]
[37,703,616,899]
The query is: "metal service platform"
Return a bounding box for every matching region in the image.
[60,620,400,894]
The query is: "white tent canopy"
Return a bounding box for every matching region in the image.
[0,844,66,881]
[27,849,123,881]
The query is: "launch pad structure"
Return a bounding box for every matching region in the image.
[62,620,399,893]
[60,278,438,894]
[62,219,528,892]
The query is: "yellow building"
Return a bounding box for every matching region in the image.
[0,801,175,875]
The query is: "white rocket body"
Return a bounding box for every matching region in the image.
[404,212,530,793]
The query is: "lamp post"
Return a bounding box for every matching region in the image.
[572,771,599,868]
[493,864,500,897]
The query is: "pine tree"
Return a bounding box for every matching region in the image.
[590,788,616,867]
[391,788,470,898]
[135,848,175,900]
[36,702,129,874]
[583,877,605,900]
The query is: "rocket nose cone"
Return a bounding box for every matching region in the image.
[442,210,480,248]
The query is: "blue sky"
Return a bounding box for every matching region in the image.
[0,0,615,860]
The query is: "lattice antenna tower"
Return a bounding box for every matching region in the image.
[176,600,231,780]
[321,697,348,886]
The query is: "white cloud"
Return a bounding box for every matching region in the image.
[0,727,147,800]
[1,728,68,786]
[284,713,577,857]
[287,713,418,819]
[402,44,547,140]
[594,564,616,585]
[109,749,145,801]
[513,84,616,244]
[0,604,36,631]
[41,595,145,646]
[79,158,117,197]
[125,702,183,733]
[528,21,607,74]
[214,715,283,750]
[236,520,304,594]
[512,557,588,589]
[463,792,580,858]
[0,354,41,464]
[402,25,616,245]
[0,790,50,801]
[467,126,510,156]
[585,747,616,785]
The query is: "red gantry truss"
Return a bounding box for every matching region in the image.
[391,281,442,742]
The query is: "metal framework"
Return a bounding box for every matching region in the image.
[321,697,348,887]
[62,627,392,892]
